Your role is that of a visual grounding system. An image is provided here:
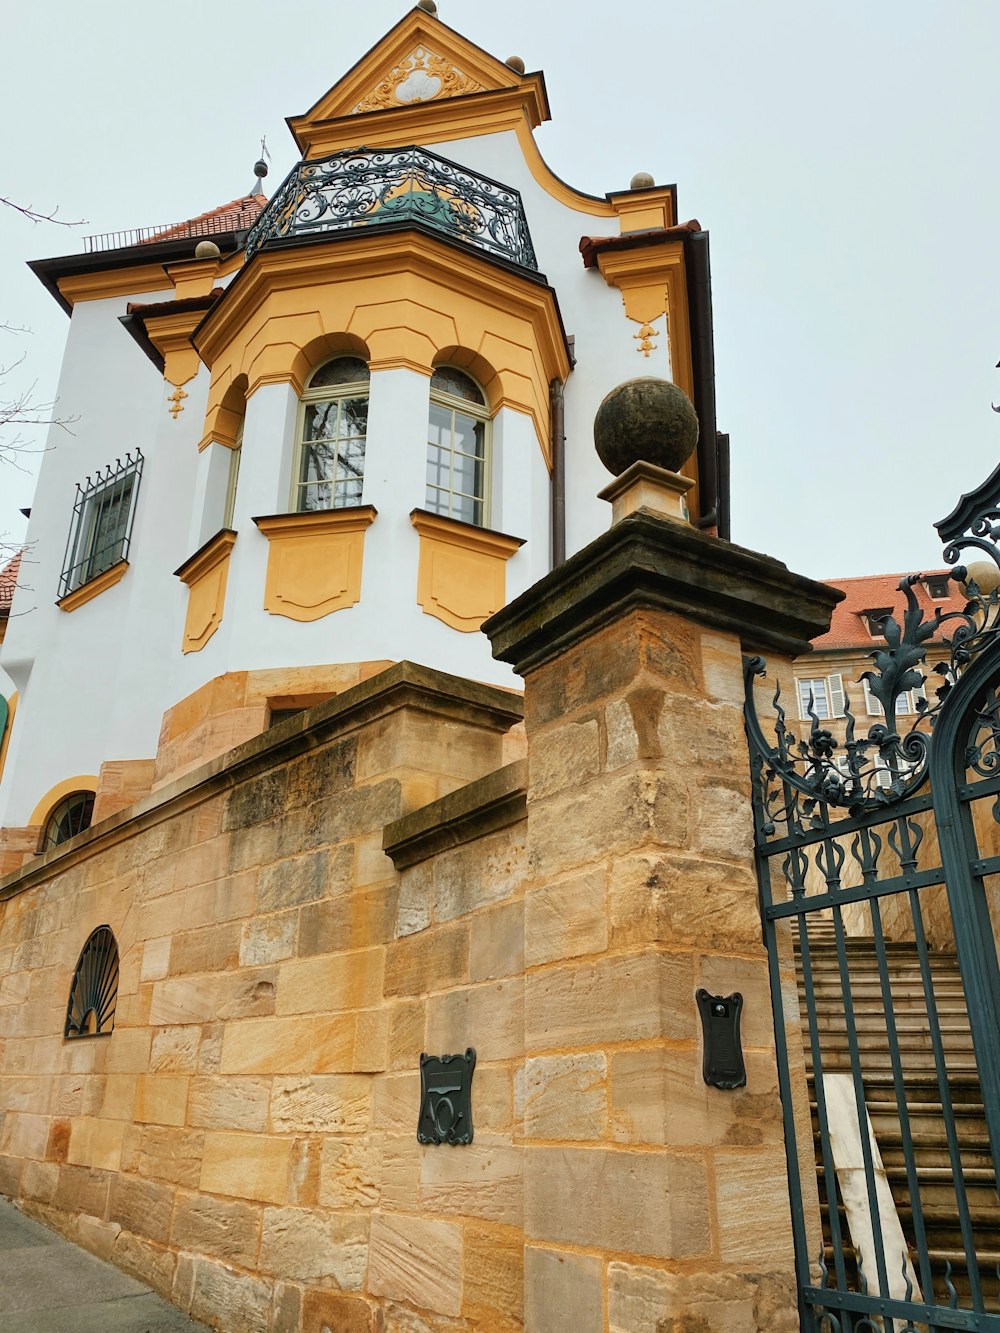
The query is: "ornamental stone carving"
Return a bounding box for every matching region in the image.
[353,46,483,113]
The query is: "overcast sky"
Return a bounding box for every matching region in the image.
[2,0,998,583]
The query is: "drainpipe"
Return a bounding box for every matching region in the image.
[684,229,730,540]
[550,376,567,568]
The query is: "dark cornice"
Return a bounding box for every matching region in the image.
[119,290,224,373]
[28,234,244,316]
[483,511,844,675]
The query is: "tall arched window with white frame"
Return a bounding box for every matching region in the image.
[425,367,491,527]
[293,356,370,511]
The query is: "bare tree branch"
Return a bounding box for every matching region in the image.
[0,195,85,228]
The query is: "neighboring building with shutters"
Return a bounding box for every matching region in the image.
[791,568,970,785]
[0,4,727,869]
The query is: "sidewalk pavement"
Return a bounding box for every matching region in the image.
[0,1196,208,1332]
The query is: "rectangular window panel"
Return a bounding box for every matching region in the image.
[798,678,830,720]
[60,452,143,598]
[425,404,487,525]
[297,395,368,511]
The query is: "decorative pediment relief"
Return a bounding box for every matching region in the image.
[352,45,484,114]
[288,11,534,155]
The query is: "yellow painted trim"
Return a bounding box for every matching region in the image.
[165,258,222,301]
[593,239,699,519]
[294,98,615,220]
[289,11,531,140]
[195,229,569,469]
[609,188,677,233]
[29,775,100,830]
[411,508,523,633]
[56,560,129,613]
[256,506,376,622]
[298,82,544,157]
[142,308,206,388]
[57,265,170,308]
[175,530,237,654]
[0,692,17,786]
[514,121,616,218]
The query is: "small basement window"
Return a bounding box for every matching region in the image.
[65,925,119,1039]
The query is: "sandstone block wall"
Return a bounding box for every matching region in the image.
[0,665,532,1331]
[0,634,808,1330]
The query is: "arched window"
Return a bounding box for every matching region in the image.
[44,790,95,850]
[64,925,119,1039]
[294,357,370,511]
[426,368,490,527]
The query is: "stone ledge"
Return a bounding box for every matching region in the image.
[483,511,843,674]
[0,662,523,902]
[383,759,527,870]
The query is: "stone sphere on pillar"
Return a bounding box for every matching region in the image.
[593,377,699,476]
[964,561,1000,595]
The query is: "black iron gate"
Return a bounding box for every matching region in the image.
[745,467,1000,1332]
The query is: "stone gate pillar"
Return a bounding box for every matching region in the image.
[484,381,839,1332]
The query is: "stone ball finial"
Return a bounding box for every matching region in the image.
[416,0,438,13]
[506,56,526,73]
[594,377,699,476]
[630,171,655,190]
[194,240,222,259]
[964,561,1000,596]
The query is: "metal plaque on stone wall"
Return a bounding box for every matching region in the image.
[417,1048,476,1145]
[696,989,746,1089]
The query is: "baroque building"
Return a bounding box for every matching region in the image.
[0,3,726,864]
[0,8,848,1333]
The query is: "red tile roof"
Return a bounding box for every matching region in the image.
[147,194,267,244]
[811,569,968,651]
[0,551,22,613]
[580,221,703,268]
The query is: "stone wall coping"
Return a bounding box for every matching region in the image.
[0,661,524,902]
[483,510,844,673]
[382,758,527,870]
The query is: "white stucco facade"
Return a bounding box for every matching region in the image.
[0,16,708,837]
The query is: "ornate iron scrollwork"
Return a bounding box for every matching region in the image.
[64,925,119,1039]
[745,464,1000,824]
[245,145,538,271]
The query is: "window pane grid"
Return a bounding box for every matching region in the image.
[424,396,487,525]
[60,452,143,598]
[296,391,368,512]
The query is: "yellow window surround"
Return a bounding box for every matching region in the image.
[411,507,523,633]
[56,560,129,613]
[254,506,377,622]
[174,529,238,654]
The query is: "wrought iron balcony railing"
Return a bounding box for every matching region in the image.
[244,146,538,271]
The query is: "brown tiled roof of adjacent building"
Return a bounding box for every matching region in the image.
[0,551,22,613]
[148,193,268,244]
[579,221,703,268]
[811,569,968,651]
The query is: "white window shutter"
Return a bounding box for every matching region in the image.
[863,678,883,716]
[828,673,845,718]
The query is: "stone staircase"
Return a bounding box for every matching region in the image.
[795,922,1000,1306]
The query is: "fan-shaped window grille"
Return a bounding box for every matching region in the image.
[64,925,119,1039]
[44,790,95,850]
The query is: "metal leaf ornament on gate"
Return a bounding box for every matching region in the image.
[744,462,1000,1333]
[746,567,1000,832]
